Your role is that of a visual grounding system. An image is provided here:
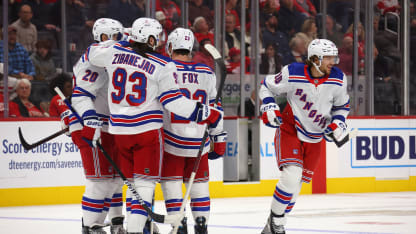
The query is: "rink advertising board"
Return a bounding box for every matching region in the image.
[0,117,415,206]
[326,117,416,193]
[0,120,86,189]
[351,127,416,168]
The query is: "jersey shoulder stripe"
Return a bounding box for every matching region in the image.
[174,60,214,74]
[146,53,171,66]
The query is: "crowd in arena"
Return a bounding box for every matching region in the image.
[0,0,415,117]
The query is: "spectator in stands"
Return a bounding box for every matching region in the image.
[155,11,168,56]
[0,63,19,102]
[374,13,400,61]
[193,16,214,45]
[30,40,56,82]
[227,47,241,74]
[293,0,317,18]
[278,0,306,38]
[374,44,400,115]
[301,18,317,45]
[189,0,213,29]
[11,4,37,54]
[289,32,308,63]
[260,0,280,26]
[375,0,400,15]
[0,26,36,80]
[226,47,250,74]
[156,0,181,32]
[106,0,145,29]
[345,22,365,59]
[225,13,242,59]
[326,14,344,47]
[9,78,48,117]
[260,43,282,74]
[261,13,293,66]
[328,0,354,33]
[22,0,56,31]
[226,0,240,28]
[48,73,72,117]
[193,38,215,69]
[337,34,354,75]
[50,0,86,31]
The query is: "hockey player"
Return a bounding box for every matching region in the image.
[160,28,227,234]
[69,18,126,234]
[84,18,223,234]
[259,39,350,234]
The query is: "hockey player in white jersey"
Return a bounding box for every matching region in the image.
[84,18,223,234]
[259,39,350,234]
[70,18,126,234]
[160,28,227,234]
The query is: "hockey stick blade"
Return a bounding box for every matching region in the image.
[330,128,359,148]
[204,44,227,103]
[54,87,181,224]
[19,127,68,150]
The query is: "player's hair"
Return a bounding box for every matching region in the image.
[173,48,190,56]
[305,55,318,67]
[49,72,72,96]
[130,41,155,58]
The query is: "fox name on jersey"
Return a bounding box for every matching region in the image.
[163,61,217,157]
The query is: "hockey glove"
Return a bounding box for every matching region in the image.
[196,102,223,128]
[208,131,227,160]
[81,117,103,147]
[60,109,71,136]
[260,103,282,128]
[324,119,347,142]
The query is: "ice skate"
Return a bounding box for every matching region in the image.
[194,216,207,234]
[261,212,285,234]
[169,217,188,234]
[110,217,126,234]
[143,217,160,234]
[89,224,107,234]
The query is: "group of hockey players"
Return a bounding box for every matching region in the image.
[51,12,350,234]
[52,16,226,234]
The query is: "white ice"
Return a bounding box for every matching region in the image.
[0,192,415,234]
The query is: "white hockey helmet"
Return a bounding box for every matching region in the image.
[131,17,163,50]
[307,39,339,64]
[166,27,195,56]
[92,18,124,42]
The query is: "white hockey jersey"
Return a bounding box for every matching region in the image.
[259,62,350,143]
[86,41,199,135]
[163,60,217,157]
[71,40,115,133]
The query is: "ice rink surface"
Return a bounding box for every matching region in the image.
[0,191,415,234]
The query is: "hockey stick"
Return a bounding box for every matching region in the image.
[18,127,69,150]
[172,44,227,233]
[328,128,359,148]
[54,87,183,225]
